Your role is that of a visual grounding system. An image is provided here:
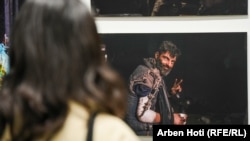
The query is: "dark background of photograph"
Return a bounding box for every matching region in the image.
[92,0,247,16]
[100,33,247,124]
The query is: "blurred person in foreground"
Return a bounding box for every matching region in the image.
[0,0,140,141]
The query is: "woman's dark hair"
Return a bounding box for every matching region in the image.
[0,0,127,140]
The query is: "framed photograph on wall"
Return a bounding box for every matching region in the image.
[94,1,250,139]
[91,0,248,17]
[100,33,247,132]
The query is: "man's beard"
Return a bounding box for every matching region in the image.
[156,59,172,77]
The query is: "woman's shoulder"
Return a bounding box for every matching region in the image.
[94,113,140,141]
[0,125,11,141]
[55,101,140,141]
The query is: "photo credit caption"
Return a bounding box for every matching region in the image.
[153,125,250,140]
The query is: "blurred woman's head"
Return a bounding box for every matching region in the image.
[0,0,127,140]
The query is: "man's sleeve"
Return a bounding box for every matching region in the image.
[133,84,158,123]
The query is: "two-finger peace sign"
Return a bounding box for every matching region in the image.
[171,78,183,94]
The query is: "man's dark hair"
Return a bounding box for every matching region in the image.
[158,40,181,58]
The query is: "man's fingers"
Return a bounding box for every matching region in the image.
[177,79,183,85]
[174,78,178,85]
[174,78,183,85]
